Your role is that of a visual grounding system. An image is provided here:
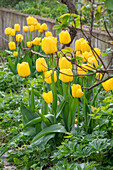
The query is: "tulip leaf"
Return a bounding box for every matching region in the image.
[69,98,77,129]
[21,102,37,125]
[32,124,68,142]
[7,56,17,74]
[56,98,66,118]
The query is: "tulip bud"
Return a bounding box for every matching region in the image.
[29,25,35,32]
[27,41,32,48]
[5,27,12,35]
[10,29,16,36]
[17,62,30,77]
[41,23,48,31]
[45,31,52,37]
[33,37,41,46]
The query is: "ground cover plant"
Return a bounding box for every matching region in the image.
[1,2,113,169]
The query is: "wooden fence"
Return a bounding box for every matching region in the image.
[0,8,113,67]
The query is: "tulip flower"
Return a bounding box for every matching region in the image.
[35,23,41,31]
[14,24,20,32]
[33,37,41,46]
[59,68,73,83]
[75,38,85,51]
[81,41,91,53]
[17,62,30,77]
[41,37,57,54]
[16,34,23,42]
[45,31,52,37]
[102,78,113,91]
[10,29,16,36]
[13,51,18,57]
[96,73,103,80]
[8,42,16,50]
[5,27,12,35]
[36,58,48,72]
[87,57,98,68]
[44,70,57,84]
[59,57,72,70]
[23,26,29,32]
[27,41,33,48]
[41,23,48,31]
[77,64,88,77]
[42,91,53,103]
[29,25,35,32]
[59,30,71,44]
[71,84,84,98]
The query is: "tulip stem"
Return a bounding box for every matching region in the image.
[42,72,45,92]
[77,98,79,132]
[25,77,30,106]
[83,77,88,131]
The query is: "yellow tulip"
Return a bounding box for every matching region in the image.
[59,68,73,83]
[16,34,23,42]
[96,73,103,80]
[90,48,101,58]
[38,28,44,33]
[5,27,12,35]
[8,42,16,50]
[88,57,98,68]
[35,23,41,30]
[75,119,78,124]
[44,70,57,84]
[23,26,29,32]
[45,31,52,37]
[77,64,88,77]
[41,37,57,54]
[102,78,113,91]
[29,25,35,32]
[36,58,48,72]
[14,24,20,32]
[10,29,16,36]
[33,37,41,46]
[13,51,18,57]
[59,57,72,70]
[27,41,32,48]
[41,23,48,31]
[26,16,38,25]
[42,91,53,103]
[17,62,30,77]
[75,38,85,51]
[59,30,71,44]
[71,84,84,98]
[81,41,91,53]
[82,51,93,62]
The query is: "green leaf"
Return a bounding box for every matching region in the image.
[29,87,35,113]
[53,25,62,30]
[105,0,113,10]
[32,124,68,142]
[7,56,17,74]
[21,102,37,125]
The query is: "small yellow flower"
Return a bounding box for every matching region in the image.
[16,34,23,42]
[75,119,78,124]
[42,91,53,103]
[59,57,72,70]
[23,26,29,32]
[17,62,30,77]
[71,84,84,98]
[8,42,16,50]
[33,37,41,46]
[13,51,18,57]
[59,30,71,44]
[27,41,32,48]
[36,58,48,72]
[14,24,20,32]
[44,70,57,84]
[81,41,91,53]
[77,64,88,77]
[59,69,73,83]
[5,27,12,35]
